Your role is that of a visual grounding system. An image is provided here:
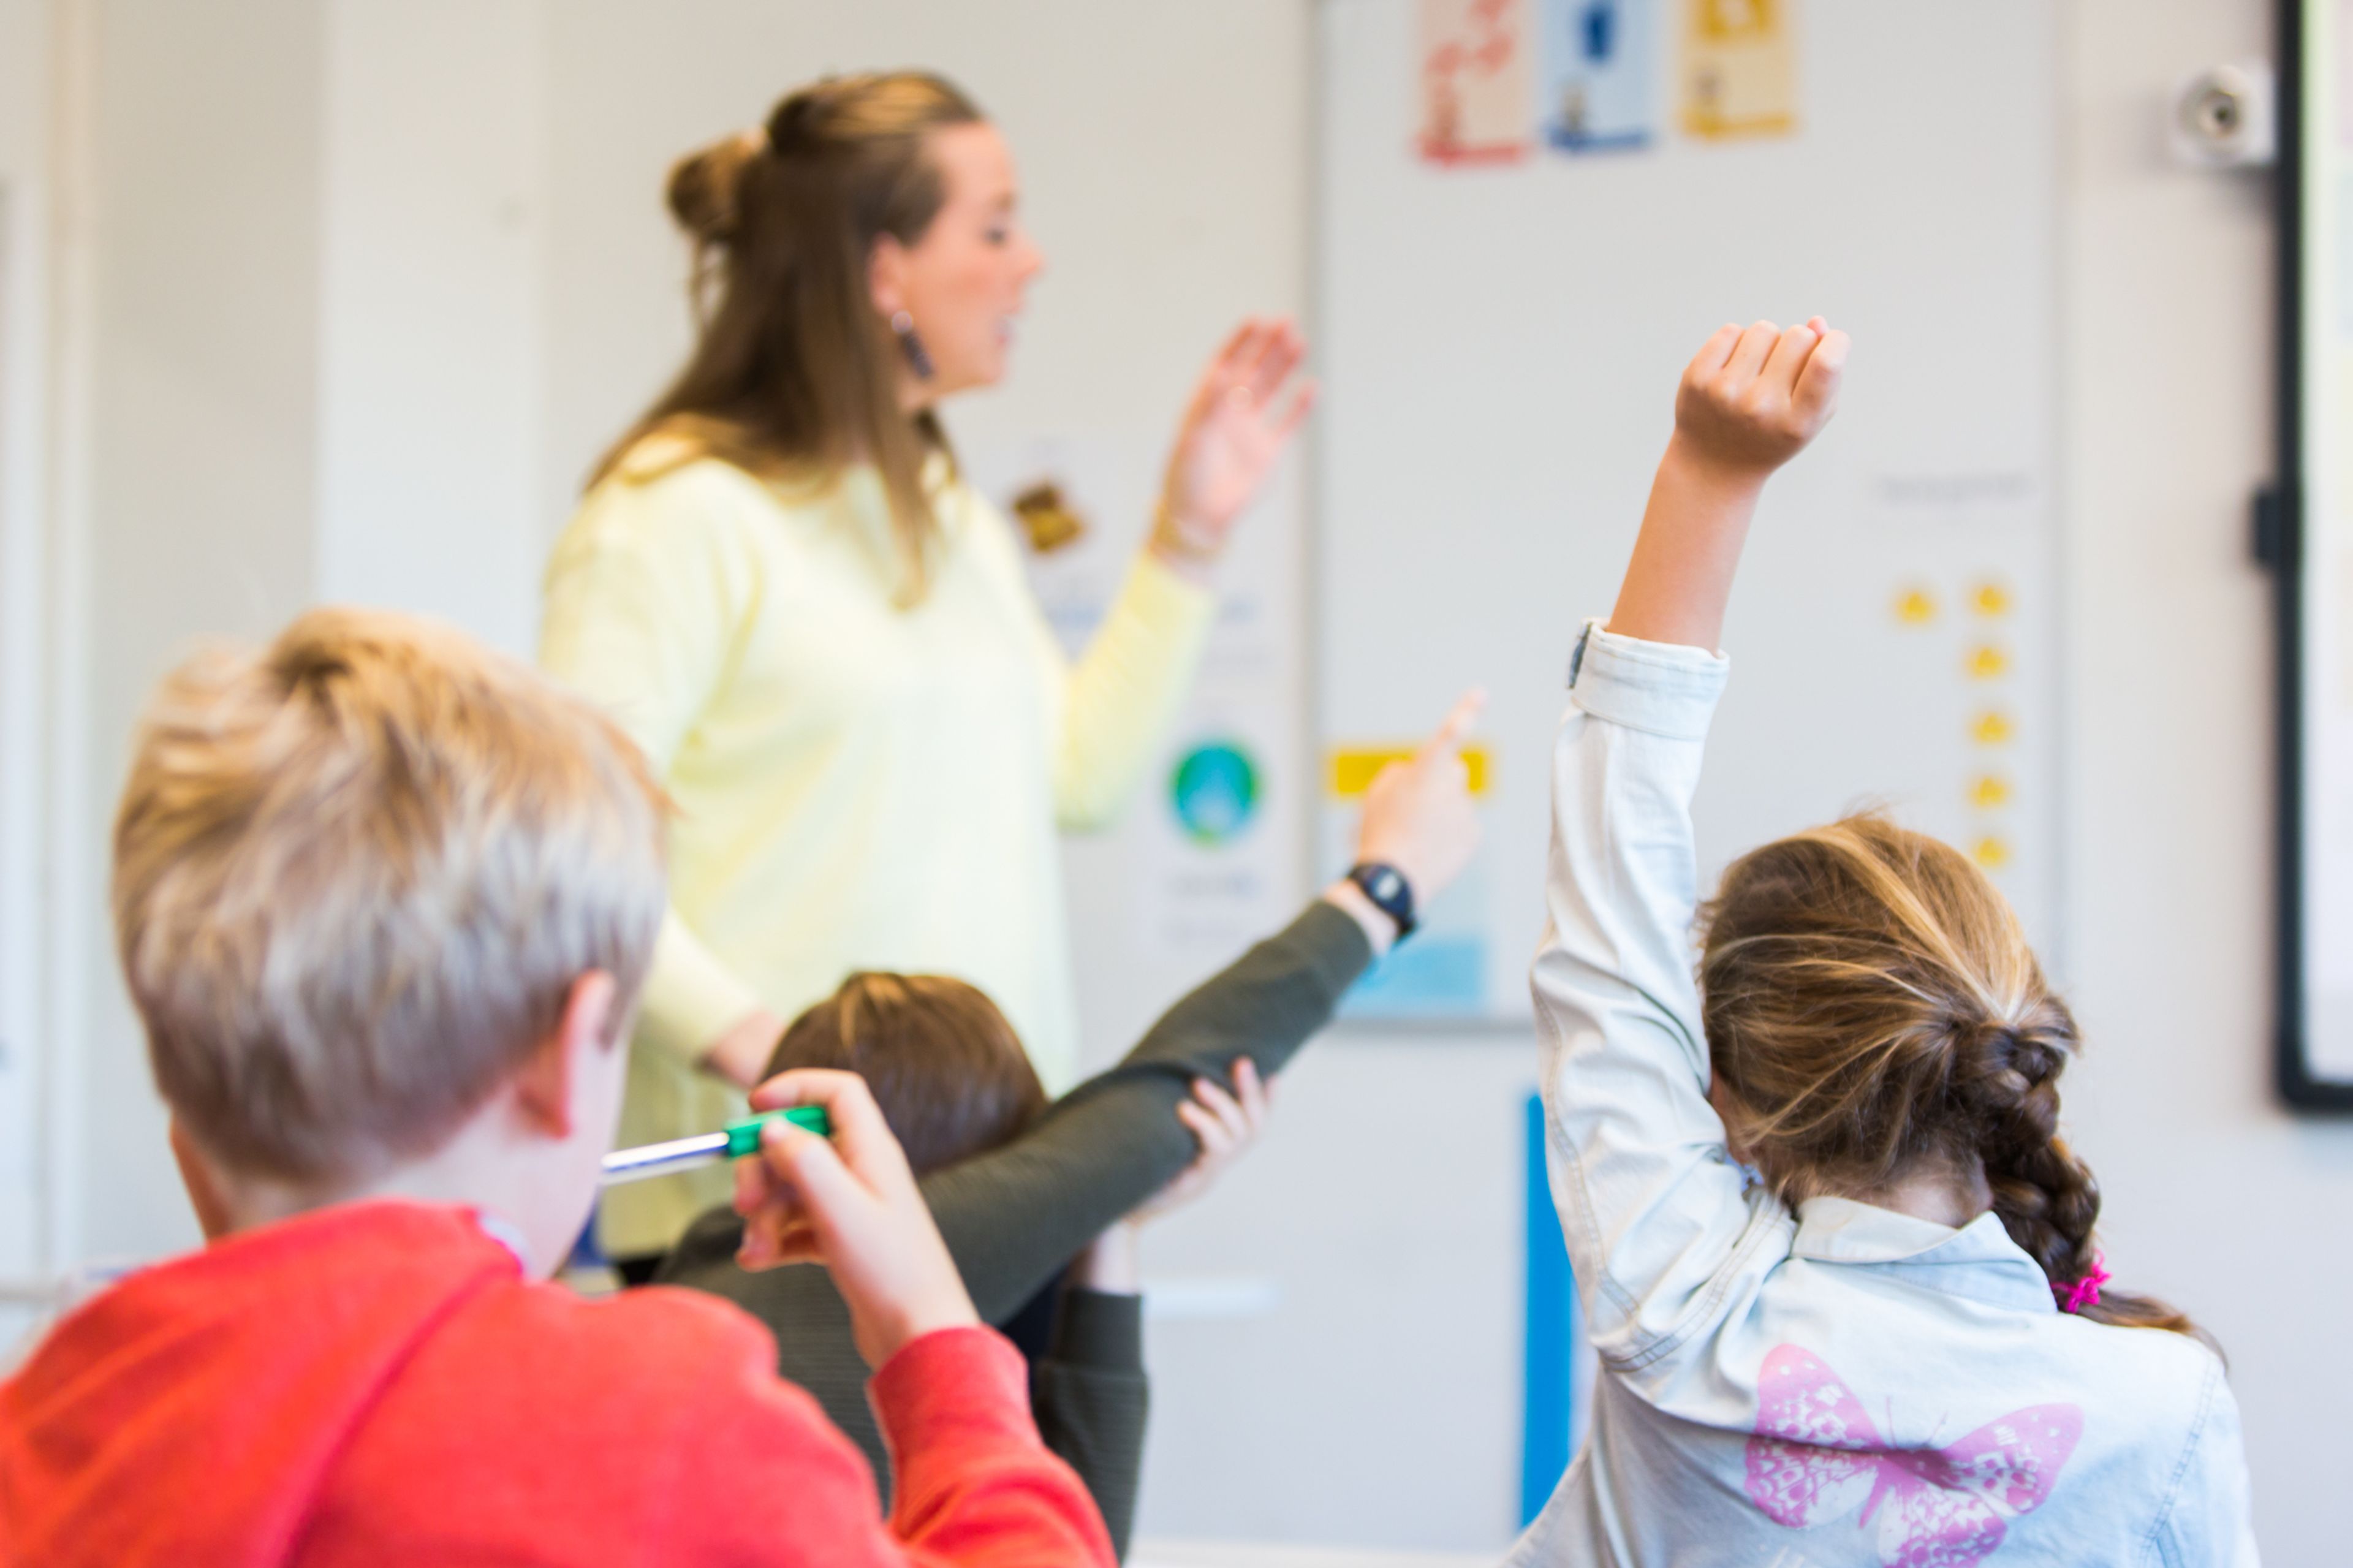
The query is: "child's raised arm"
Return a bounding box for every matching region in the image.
[1608,317,1847,650]
[1529,318,1844,1387]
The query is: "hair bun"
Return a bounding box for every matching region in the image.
[665,131,763,244]
[763,86,830,159]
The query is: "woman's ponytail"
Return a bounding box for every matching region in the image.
[665,131,763,248]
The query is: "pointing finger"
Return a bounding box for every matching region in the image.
[1422,687,1488,757]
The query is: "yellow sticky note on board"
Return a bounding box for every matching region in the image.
[1893,587,1937,626]
[1680,0,1798,141]
[1969,774,2012,809]
[1330,744,1492,799]
[1966,643,2009,680]
[1972,836,2012,870]
[1971,710,2015,746]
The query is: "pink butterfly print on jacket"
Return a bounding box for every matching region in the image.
[1743,1344,2082,1568]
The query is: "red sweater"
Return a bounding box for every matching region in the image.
[0,1202,1113,1567]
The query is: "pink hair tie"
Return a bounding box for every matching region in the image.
[2056,1253,2110,1314]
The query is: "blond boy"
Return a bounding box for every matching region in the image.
[0,608,1111,1567]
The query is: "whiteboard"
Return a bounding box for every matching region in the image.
[1316,0,2061,1020]
[2286,0,2353,1102]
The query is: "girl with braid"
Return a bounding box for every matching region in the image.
[1512,319,2257,1566]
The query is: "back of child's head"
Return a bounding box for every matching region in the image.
[763,974,1045,1174]
[112,607,667,1187]
[1699,813,2197,1338]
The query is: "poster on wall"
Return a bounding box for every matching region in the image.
[1141,724,1293,956]
[963,433,1304,1027]
[1677,0,1798,141]
[1419,0,1536,165]
[1539,0,1659,153]
[1322,741,1496,1019]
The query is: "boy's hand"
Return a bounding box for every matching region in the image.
[1354,689,1485,903]
[1671,317,1848,480]
[732,1069,981,1368]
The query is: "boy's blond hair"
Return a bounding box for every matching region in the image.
[112,607,667,1184]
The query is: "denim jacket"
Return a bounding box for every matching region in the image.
[1508,624,2258,1568]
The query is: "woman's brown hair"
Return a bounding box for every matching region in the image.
[762,972,1046,1175]
[1699,814,2202,1341]
[594,72,985,604]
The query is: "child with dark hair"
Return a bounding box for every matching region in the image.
[663,695,1487,1556]
[1512,319,2257,1566]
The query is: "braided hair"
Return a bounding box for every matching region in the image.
[1699,814,2200,1339]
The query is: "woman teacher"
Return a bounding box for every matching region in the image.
[540,71,1313,1271]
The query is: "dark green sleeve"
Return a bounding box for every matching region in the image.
[1029,1287,1147,1561]
[930,898,1371,1322]
[655,896,1371,1506]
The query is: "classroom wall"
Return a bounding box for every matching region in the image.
[66,0,325,1267]
[18,0,2353,1560]
[0,0,56,1324]
[2059,1,2353,1559]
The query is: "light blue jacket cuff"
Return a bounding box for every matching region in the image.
[1566,619,1729,741]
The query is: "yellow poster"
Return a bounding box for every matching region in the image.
[1679,0,1797,141]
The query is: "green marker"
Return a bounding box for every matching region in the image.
[600,1106,830,1186]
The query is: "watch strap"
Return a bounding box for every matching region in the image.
[1346,861,1417,941]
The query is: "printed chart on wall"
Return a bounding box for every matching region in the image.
[1320,0,2061,1023]
[2288,0,2353,1095]
[963,434,1305,1053]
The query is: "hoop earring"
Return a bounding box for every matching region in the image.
[890,310,935,381]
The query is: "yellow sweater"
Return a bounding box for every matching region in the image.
[540,445,1215,1254]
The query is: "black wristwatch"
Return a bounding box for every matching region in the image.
[1345,861,1417,941]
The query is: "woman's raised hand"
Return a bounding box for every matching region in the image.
[1151,317,1317,572]
[730,1067,981,1369]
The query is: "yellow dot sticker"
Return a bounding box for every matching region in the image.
[1972,580,2013,618]
[1972,836,2012,869]
[1972,710,2015,745]
[1893,586,1938,626]
[1969,774,2012,809]
[1966,644,2009,680]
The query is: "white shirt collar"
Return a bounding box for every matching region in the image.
[1790,1195,2056,1312]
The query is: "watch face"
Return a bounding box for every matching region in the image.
[1373,870,1401,900]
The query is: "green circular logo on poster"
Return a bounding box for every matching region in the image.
[1170,741,1260,845]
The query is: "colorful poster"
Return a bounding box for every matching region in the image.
[1324,742,1496,1019]
[1540,0,1659,153]
[1419,0,1536,165]
[1678,0,1798,142]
